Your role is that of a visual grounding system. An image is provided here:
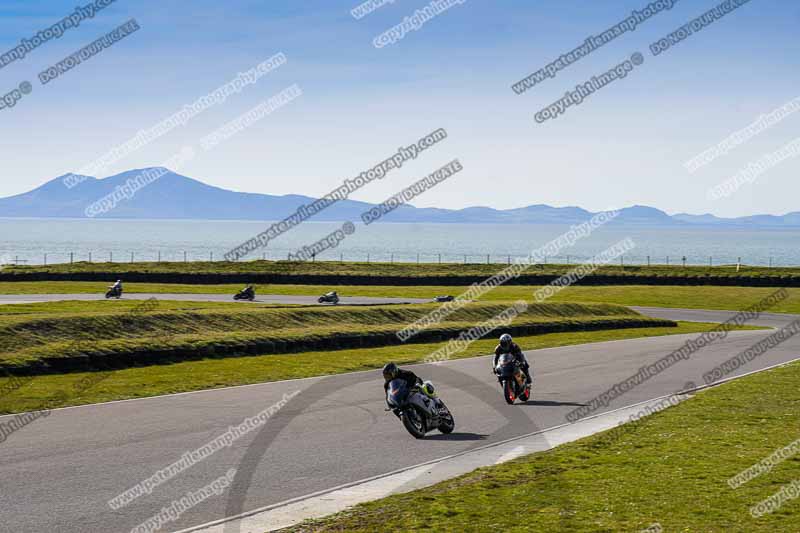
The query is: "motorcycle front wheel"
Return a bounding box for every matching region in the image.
[401,407,427,439]
[502,379,516,405]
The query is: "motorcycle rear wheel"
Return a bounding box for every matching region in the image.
[520,384,531,402]
[437,402,455,434]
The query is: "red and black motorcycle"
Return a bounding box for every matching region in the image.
[494,353,531,404]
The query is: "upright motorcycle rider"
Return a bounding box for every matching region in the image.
[109,279,123,296]
[492,333,532,384]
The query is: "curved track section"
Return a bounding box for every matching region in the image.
[0,308,797,532]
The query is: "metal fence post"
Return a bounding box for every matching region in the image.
[184,251,187,262]
[44,253,47,266]
[70,252,73,264]
[158,251,161,262]
[438,254,441,264]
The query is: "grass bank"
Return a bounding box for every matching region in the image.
[3,260,799,287]
[0,321,740,414]
[5,260,799,277]
[0,301,673,374]
[289,360,800,532]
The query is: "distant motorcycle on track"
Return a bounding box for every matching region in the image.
[105,285,123,299]
[233,286,256,301]
[385,378,455,439]
[318,291,340,304]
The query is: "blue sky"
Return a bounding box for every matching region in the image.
[0,0,797,217]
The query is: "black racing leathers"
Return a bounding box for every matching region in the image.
[493,342,531,384]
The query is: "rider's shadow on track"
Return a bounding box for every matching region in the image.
[520,400,587,407]
[423,432,489,441]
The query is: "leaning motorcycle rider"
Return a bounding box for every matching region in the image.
[492,333,532,384]
[382,362,441,408]
[383,362,421,395]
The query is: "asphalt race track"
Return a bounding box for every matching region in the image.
[0,293,432,306]
[0,308,798,532]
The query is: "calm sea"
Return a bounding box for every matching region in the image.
[0,218,797,267]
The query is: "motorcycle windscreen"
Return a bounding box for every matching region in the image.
[386,378,408,407]
[497,353,515,367]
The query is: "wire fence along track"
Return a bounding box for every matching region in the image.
[0,252,792,268]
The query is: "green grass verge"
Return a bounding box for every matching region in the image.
[0,300,671,374]
[2,282,798,314]
[288,360,800,533]
[0,321,742,414]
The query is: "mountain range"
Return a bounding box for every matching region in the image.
[1,168,798,227]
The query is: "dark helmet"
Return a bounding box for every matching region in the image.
[382,362,399,381]
[499,333,513,350]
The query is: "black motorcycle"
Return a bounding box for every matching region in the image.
[494,353,531,404]
[318,291,340,304]
[233,287,256,301]
[386,379,455,439]
[105,286,122,299]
